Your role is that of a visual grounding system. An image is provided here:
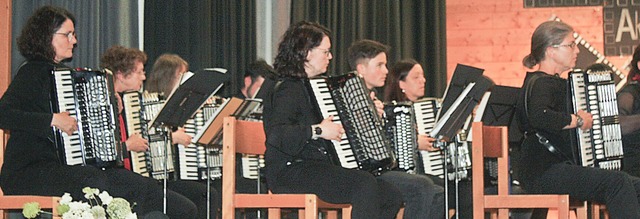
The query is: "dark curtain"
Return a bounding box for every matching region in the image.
[144,0,256,97]
[12,0,139,77]
[291,0,447,97]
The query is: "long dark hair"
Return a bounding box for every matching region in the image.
[17,5,76,62]
[522,20,573,69]
[384,59,419,102]
[273,21,331,78]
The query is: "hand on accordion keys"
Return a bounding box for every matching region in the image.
[417,134,439,152]
[575,110,593,131]
[51,112,78,135]
[318,115,345,141]
[126,133,149,152]
[171,128,193,146]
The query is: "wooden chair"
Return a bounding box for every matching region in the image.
[222,117,352,219]
[0,130,60,219]
[471,122,570,219]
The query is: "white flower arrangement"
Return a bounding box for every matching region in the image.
[22,187,137,219]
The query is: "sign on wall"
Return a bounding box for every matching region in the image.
[524,0,603,8]
[603,0,640,56]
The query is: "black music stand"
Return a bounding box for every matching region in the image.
[438,64,485,121]
[148,68,228,215]
[430,65,494,219]
[480,85,523,143]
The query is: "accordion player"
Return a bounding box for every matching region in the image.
[50,68,123,168]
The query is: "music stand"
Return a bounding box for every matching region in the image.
[437,64,485,121]
[148,68,228,214]
[430,65,494,219]
[480,85,523,143]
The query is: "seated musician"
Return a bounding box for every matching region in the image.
[616,46,640,178]
[383,59,473,218]
[348,39,445,219]
[0,6,177,218]
[517,20,640,218]
[262,21,402,219]
[101,46,217,219]
[144,52,224,218]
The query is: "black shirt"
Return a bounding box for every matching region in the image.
[261,77,336,181]
[0,60,65,176]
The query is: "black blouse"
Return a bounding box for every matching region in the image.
[261,77,337,180]
[0,60,65,175]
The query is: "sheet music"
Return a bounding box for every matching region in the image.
[430,82,476,139]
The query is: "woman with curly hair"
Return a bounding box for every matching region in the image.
[0,6,183,218]
[261,21,402,219]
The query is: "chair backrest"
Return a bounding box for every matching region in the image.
[0,130,5,196]
[471,122,510,197]
[223,116,266,156]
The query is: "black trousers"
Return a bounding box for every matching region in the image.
[0,164,197,219]
[525,163,640,218]
[167,180,220,219]
[267,160,403,219]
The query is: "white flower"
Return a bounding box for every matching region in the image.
[60,193,73,205]
[98,191,113,205]
[67,201,91,212]
[90,205,106,219]
[83,187,100,200]
[125,213,138,219]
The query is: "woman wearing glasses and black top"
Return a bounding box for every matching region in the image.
[0,6,190,218]
[516,20,640,218]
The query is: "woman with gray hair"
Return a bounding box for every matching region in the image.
[516,20,640,218]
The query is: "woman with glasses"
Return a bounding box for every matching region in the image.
[516,20,640,218]
[262,21,402,219]
[0,6,183,218]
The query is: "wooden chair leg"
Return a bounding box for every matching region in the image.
[342,206,352,219]
[325,210,338,219]
[268,208,281,219]
[395,207,404,219]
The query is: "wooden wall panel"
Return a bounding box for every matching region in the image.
[445,1,627,88]
[1,0,11,97]
[0,0,9,166]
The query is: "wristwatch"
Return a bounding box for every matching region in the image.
[314,126,322,135]
[312,125,322,140]
[576,115,584,128]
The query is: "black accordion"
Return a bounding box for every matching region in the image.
[50,68,122,167]
[121,91,175,179]
[568,69,624,170]
[384,102,418,173]
[309,72,395,175]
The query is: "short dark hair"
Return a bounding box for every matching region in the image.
[348,39,390,70]
[273,21,331,78]
[245,59,275,80]
[17,5,76,62]
[100,45,147,77]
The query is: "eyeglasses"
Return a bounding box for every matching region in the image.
[315,48,331,57]
[552,42,577,49]
[54,31,76,42]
